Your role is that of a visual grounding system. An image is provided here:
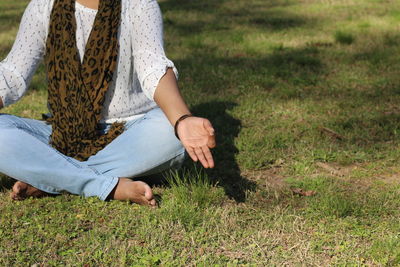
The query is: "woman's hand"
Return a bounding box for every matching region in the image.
[176,117,216,168]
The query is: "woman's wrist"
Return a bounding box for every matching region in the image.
[174,114,193,140]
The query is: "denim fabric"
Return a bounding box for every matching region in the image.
[0,108,185,200]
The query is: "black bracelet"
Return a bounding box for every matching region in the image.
[174,114,193,140]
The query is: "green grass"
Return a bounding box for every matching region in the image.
[2,0,400,265]
[334,30,355,45]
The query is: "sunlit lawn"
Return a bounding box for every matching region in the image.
[1,0,400,265]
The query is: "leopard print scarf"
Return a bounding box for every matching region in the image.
[44,0,124,161]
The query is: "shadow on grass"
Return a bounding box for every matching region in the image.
[143,101,257,202]
[160,0,311,37]
[0,175,15,191]
[175,45,324,98]
[351,33,400,71]
[327,113,400,146]
[191,101,257,202]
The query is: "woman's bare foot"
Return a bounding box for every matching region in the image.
[10,181,49,201]
[109,178,156,206]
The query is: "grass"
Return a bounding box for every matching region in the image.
[334,31,355,45]
[2,0,400,265]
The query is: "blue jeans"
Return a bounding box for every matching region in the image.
[0,108,185,200]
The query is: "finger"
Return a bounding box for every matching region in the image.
[207,134,216,149]
[203,119,215,136]
[194,147,209,168]
[186,147,198,162]
[201,145,214,168]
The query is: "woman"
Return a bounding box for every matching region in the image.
[0,0,216,206]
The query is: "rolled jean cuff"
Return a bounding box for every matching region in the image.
[98,176,119,201]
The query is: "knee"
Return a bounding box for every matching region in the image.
[170,148,187,169]
[0,115,18,151]
[0,128,18,156]
[0,115,27,153]
[171,139,185,157]
[0,114,18,129]
[0,115,19,149]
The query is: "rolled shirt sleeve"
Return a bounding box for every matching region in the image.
[131,0,178,100]
[0,63,28,107]
[0,0,46,107]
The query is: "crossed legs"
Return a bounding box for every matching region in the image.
[0,108,185,205]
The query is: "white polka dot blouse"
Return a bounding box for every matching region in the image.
[0,0,178,123]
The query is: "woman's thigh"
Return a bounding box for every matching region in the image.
[86,108,186,178]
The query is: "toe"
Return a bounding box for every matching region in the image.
[12,182,22,193]
[10,191,23,201]
[11,181,28,200]
[144,187,154,202]
[149,199,157,207]
[10,191,17,200]
[136,182,156,206]
[143,185,156,206]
